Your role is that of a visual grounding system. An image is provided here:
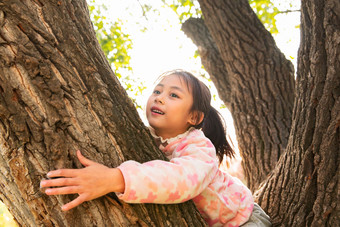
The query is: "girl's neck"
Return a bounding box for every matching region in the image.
[154,129,186,140]
[149,127,194,143]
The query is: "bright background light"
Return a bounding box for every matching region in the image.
[93,0,300,156]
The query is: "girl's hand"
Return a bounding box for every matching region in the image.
[40,150,125,211]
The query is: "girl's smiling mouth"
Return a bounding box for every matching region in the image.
[151,107,165,115]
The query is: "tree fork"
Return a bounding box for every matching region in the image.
[183,1,296,191]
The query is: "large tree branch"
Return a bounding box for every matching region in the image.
[0,0,206,226]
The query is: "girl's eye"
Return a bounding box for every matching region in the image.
[170,93,179,98]
[153,90,160,94]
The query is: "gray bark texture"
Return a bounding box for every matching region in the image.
[0,0,206,226]
[255,0,340,225]
[186,0,296,192]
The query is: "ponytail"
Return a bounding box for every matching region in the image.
[202,106,235,163]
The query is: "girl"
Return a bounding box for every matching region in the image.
[41,70,271,226]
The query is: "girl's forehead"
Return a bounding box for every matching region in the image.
[158,74,191,92]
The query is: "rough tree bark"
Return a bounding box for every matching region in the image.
[254,0,340,225]
[0,0,206,226]
[187,0,296,191]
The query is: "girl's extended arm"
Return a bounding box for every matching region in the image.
[41,131,217,209]
[40,150,125,211]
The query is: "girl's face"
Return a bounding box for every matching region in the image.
[146,74,197,139]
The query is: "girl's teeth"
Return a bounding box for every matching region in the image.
[153,109,164,114]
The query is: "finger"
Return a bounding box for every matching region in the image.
[77,150,97,167]
[61,194,87,211]
[45,186,80,196]
[41,177,78,188]
[47,169,78,178]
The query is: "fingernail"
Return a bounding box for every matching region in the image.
[40,181,45,188]
[62,205,67,211]
[47,172,52,177]
[45,189,52,194]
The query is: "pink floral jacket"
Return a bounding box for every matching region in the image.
[117,128,254,226]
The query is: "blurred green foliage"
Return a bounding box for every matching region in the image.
[162,0,201,23]
[249,0,280,34]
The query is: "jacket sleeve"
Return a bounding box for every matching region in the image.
[116,131,219,204]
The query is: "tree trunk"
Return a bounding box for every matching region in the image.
[255,0,340,225]
[188,0,296,191]
[0,0,206,226]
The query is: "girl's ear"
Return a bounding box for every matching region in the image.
[188,111,204,126]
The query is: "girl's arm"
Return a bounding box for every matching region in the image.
[40,150,125,211]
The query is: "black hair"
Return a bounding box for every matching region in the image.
[159,70,235,163]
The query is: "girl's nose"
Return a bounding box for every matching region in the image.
[155,96,164,104]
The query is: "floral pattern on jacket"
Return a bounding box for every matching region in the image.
[117,128,254,226]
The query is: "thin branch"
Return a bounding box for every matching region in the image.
[278,9,301,14]
[136,0,149,21]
